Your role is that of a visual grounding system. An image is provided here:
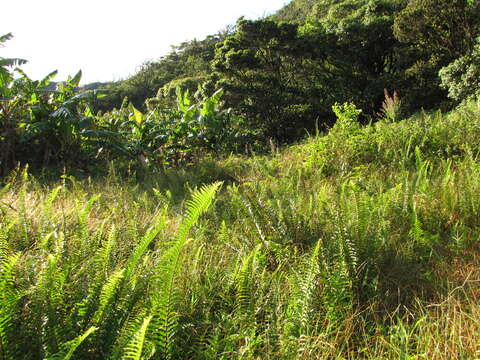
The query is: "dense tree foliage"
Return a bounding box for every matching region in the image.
[87,0,480,144]
[440,37,480,101]
[305,0,405,113]
[208,18,338,141]
[2,0,480,174]
[393,0,480,110]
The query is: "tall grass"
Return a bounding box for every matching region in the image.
[0,100,479,359]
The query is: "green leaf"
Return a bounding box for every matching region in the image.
[130,105,144,126]
[70,70,82,87]
[122,315,153,360]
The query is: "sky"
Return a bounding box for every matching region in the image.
[1,0,288,84]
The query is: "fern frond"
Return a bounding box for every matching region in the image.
[173,182,222,247]
[289,240,321,333]
[235,244,261,316]
[40,186,62,238]
[0,252,20,290]
[124,213,167,281]
[0,252,21,360]
[44,326,97,360]
[122,315,153,360]
[92,268,125,323]
[97,224,117,276]
[150,182,222,360]
[341,233,358,279]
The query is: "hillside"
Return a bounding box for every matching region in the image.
[1,100,480,359]
[1,2,480,358]
[95,0,479,143]
[270,0,318,22]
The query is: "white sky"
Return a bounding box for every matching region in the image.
[1,0,288,84]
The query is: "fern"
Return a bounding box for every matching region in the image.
[340,230,358,281]
[92,268,125,324]
[44,326,97,360]
[124,212,167,282]
[323,258,353,330]
[150,182,222,360]
[75,222,117,323]
[285,240,321,337]
[75,194,100,243]
[0,251,21,360]
[40,186,62,239]
[122,315,153,360]
[34,249,69,355]
[235,244,261,317]
[173,182,222,247]
[100,224,117,275]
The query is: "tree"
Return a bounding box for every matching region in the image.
[209,18,338,142]
[440,38,480,101]
[393,0,480,110]
[306,0,405,115]
[0,33,27,93]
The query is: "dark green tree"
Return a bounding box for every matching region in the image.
[209,18,340,142]
[306,0,405,114]
[393,0,480,110]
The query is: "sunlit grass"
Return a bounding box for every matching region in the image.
[1,101,479,359]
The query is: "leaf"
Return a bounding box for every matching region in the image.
[92,268,125,323]
[39,70,59,88]
[130,105,144,126]
[43,326,98,360]
[122,315,153,360]
[0,33,14,45]
[70,70,82,87]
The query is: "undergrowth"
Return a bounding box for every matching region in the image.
[0,100,479,359]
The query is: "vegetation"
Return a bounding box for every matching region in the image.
[1,0,480,358]
[93,0,480,141]
[0,50,252,176]
[1,100,480,358]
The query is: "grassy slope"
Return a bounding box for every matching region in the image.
[1,101,480,359]
[270,0,318,23]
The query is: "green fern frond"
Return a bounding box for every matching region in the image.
[341,233,358,279]
[150,182,222,360]
[150,301,178,359]
[122,315,153,360]
[35,252,65,303]
[40,186,62,238]
[0,252,20,289]
[235,244,261,316]
[93,268,125,323]
[288,240,321,333]
[96,224,117,276]
[173,182,222,246]
[0,252,21,360]
[124,213,167,281]
[43,326,97,360]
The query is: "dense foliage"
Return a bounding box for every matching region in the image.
[1,100,480,359]
[2,1,480,356]
[0,37,252,176]
[89,0,480,144]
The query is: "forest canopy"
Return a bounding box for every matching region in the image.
[95,0,480,142]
